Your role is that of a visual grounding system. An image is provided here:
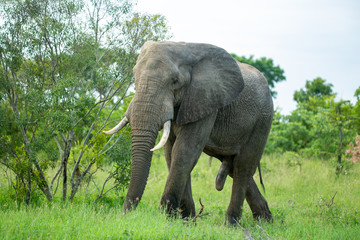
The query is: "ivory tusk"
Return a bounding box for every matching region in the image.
[150,121,171,152]
[103,117,129,135]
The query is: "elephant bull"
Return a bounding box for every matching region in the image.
[104,41,273,225]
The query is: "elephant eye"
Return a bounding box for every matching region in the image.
[172,77,179,85]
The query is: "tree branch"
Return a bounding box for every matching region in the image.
[50,165,63,195]
[184,199,210,223]
[93,170,116,203]
[69,160,95,200]
[85,167,100,200]
[71,121,95,186]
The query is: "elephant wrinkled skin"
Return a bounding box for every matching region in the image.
[105,41,273,225]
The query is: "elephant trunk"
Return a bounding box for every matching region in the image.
[123,98,163,212]
[123,129,157,212]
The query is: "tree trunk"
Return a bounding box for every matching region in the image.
[61,133,73,201]
[25,165,32,205]
[62,157,68,201]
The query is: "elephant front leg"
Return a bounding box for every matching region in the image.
[160,174,195,219]
[160,145,203,217]
[179,176,195,218]
[160,114,217,217]
[161,131,185,216]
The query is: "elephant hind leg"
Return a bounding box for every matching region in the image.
[225,166,248,225]
[246,177,272,222]
[225,124,272,225]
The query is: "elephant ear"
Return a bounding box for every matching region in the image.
[176,45,244,125]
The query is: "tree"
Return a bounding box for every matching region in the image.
[266,77,357,175]
[293,77,334,104]
[232,54,286,98]
[304,98,353,161]
[0,0,171,203]
[265,108,312,154]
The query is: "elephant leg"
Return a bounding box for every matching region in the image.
[160,113,217,215]
[245,177,272,222]
[226,126,270,225]
[225,161,249,225]
[166,139,195,218]
[179,176,195,218]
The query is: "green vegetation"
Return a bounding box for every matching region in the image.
[266,78,360,168]
[0,0,170,204]
[232,54,286,98]
[1,154,359,239]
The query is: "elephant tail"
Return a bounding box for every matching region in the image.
[258,163,266,193]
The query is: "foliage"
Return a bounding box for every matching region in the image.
[266,78,358,171]
[293,77,334,104]
[0,0,171,204]
[266,119,310,154]
[108,131,132,194]
[232,54,286,98]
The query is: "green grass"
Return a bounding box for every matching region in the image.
[1,153,359,239]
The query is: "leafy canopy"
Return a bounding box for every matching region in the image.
[294,77,334,103]
[232,54,286,98]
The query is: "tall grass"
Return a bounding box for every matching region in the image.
[1,153,359,239]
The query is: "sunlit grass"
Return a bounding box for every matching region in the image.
[1,153,359,239]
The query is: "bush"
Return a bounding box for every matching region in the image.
[107,131,132,195]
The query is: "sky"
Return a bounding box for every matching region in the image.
[135,0,360,114]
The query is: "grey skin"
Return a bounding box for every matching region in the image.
[106,41,273,225]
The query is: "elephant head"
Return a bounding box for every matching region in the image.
[104,41,244,212]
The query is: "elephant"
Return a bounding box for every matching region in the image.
[104,41,273,225]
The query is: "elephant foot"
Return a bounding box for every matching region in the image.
[123,195,140,214]
[245,177,273,222]
[160,194,196,220]
[160,194,179,216]
[225,213,240,226]
[251,202,273,222]
[179,199,195,219]
[225,205,243,226]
